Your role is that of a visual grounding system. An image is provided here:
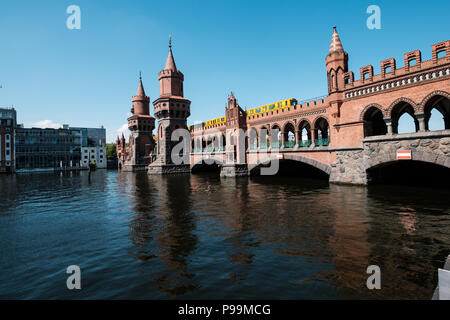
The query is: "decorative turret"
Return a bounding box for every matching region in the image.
[158,36,185,98]
[148,37,192,172]
[153,37,191,121]
[116,73,156,171]
[326,27,348,93]
[131,72,150,116]
[225,92,246,130]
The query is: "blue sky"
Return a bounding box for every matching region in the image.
[0,0,448,142]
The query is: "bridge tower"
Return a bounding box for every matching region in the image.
[117,74,156,171]
[148,38,191,174]
[220,92,249,177]
[326,27,348,123]
[127,73,155,170]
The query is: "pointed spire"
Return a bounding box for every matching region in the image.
[329,26,344,54]
[136,71,146,96]
[165,35,177,71]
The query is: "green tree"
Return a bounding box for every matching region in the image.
[106,143,117,159]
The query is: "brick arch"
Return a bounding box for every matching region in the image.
[282,121,295,133]
[270,123,282,135]
[248,126,259,134]
[270,123,281,130]
[386,97,420,117]
[312,115,330,129]
[297,118,312,131]
[359,103,387,121]
[365,150,450,171]
[191,156,225,169]
[419,90,450,113]
[249,154,331,175]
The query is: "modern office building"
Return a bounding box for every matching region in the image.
[71,126,106,147]
[0,107,17,173]
[15,126,82,171]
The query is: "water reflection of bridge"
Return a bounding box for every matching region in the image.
[123,172,448,298]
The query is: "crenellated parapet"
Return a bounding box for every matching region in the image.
[343,40,450,100]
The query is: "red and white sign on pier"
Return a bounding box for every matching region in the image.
[396,150,412,160]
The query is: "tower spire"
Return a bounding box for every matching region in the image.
[328,26,344,54]
[165,36,177,71]
[136,71,146,97]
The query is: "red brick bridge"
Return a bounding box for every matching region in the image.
[188,29,450,184]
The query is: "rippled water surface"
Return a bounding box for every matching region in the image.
[0,170,449,299]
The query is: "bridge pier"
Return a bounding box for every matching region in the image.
[330,149,367,185]
[330,130,450,185]
[220,163,249,177]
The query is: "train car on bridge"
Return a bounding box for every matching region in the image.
[199,98,299,129]
[204,116,226,128]
[246,98,298,117]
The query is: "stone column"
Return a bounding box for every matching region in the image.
[295,130,300,148]
[416,113,426,132]
[311,128,316,147]
[384,119,393,135]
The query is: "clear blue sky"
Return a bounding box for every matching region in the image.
[0,0,449,142]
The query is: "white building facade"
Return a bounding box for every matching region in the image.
[81,146,107,169]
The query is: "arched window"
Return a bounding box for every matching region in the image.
[390,101,418,134]
[314,118,330,146]
[298,120,312,147]
[248,128,258,150]
[259,127,269,149]
[271,125,281,148]
[423,94,450,131]
[363,106,387,137]
[283,123,295,148]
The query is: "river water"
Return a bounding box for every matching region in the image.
[0,170,449,299]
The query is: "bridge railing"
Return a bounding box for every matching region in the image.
[299,140,312,147]
[271,141,282,148]
[315,138,329,146]
[284,141,295,148]
[192,146,226,153]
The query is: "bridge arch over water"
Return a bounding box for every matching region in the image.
[249,154,331,177]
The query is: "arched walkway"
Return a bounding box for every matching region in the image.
[313,117,330,146]
[363,106,387,137]
[271,124,282,148]
[390,100,419,134]
[283,122,296,148]
[298,120,312,147]
[259,126,269,149]
[248,128,258,150]
[423,94,450,131]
